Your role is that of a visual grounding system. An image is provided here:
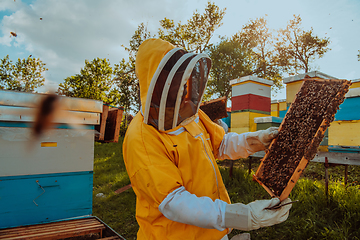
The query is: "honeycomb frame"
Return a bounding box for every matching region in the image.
[253,79,351,201]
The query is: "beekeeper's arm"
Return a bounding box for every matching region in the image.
[158,127,288,231]
[159,186,291,231]
[217,127,279,160]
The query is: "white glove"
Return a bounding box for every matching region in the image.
[245,127,279,152]
[225,198,292,231]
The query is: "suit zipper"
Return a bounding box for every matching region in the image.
[197,133,220,199]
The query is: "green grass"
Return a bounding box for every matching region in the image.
[93,139,360,240]
[220,165,360,239]
[92,140,138,239]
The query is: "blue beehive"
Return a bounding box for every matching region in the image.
[0,90,124,239]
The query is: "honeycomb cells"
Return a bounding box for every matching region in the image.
[258,79,350,196]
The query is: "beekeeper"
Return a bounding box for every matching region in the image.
[123,38,291,240]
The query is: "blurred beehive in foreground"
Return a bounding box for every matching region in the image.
[0,90,124,239]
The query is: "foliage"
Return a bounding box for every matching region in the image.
[114,23,154,112]
[58,24,154,110]
[276,15,331,74]
[113,59,138,112]
[126,22,155,55]
[234,16,283,90]
[206,37,253,99]
[158,1,226,53]
[119,113,134,137]
[0,55,12,90]
[0,55,48,92]
[58,57,118,104]
[113,7,331,110]
[116,2,226,111]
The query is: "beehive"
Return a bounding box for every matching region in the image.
[253,79,351,200]
[95,105,124,143]
[254,116,282,131]
[271,99,287,117]
[230,75,273,134]
[328,85,360,151]
[0,90,124,239]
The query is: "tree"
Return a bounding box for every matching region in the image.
[158,1,226,53]
[276,15,331,74]
[58,58,117,104]
[233,16,283,89]
[0,55,13,90]
[125,22,154,55]
[116,2,226,111]
[206,37,253,99]
[114,23,154,112]
[0,55,47,92]
[113,58,138,112]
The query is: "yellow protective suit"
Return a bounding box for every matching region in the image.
[123,38,231,240]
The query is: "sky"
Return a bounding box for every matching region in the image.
[0,0,359,100]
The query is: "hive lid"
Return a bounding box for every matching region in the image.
[230,75,274,86]
[345,87,360,98]
[0,90,102,125]
[0,89,103,113]
[254,116,283,124]
[283,71,337,84]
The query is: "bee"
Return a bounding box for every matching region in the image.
[33,94,60,139]
[10,32,17,37]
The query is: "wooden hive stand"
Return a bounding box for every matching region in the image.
[0,217,123,240]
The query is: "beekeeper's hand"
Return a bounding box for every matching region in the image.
[225,198,292,231]
[245,127,279,152]
[158,187,291,232]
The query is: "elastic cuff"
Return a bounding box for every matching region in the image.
[224,203,250,231]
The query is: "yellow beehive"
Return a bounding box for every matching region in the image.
[328,120,360,146]
[231,111,269,134]
[284,71,337,105]
[271,100,287,117]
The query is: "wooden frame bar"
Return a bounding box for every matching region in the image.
[200,96,228,121]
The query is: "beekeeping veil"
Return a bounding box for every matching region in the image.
[136,38,211,131]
